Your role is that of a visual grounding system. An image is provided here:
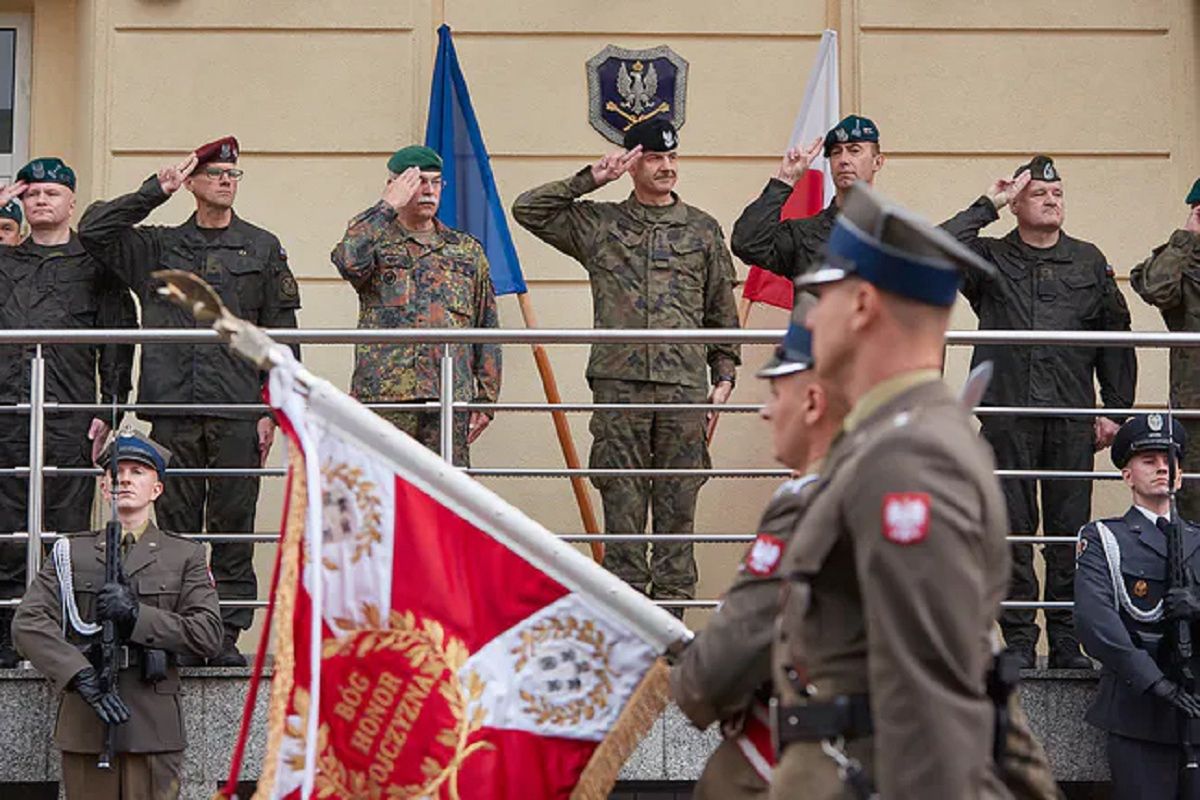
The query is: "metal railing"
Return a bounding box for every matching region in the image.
[0,327,1188,613]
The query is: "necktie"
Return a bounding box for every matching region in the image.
[121,532,135,558]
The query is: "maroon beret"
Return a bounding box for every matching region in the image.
[194,136,239,167]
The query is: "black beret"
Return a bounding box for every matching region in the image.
[623,118,678,152]
[0,200,22,225]
[16,158,76,191]
[823,115,879,156]
[1111,413,1186,469]
[1014,155,1060,183]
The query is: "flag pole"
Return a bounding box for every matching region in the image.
[516,291,604,563]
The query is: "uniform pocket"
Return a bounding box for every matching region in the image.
[138,572,183,611]
[225,256,265,315]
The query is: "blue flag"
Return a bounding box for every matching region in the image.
[425,24,527,296]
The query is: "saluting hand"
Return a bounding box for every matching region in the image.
[590,145,642,187]
[0,180,27,207]
[1185,205,1200,236]
[986,171,1031,210]
[382,166,422,211]
[774,137,823,186]
[157,153,198,195]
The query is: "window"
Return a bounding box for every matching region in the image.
[0,14,31,185]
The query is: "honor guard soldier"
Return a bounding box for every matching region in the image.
[943,155,1137,669]
[770,183,1057,798]
[730,115,885,303]
[12,431,222,800]
[1075,414,1200,800]
[79,136,302,665]
[0,196,24,245]
[670,316,847,798]
[332,145,501,466]
[513,118,741,610]
[0,159,137,667]
[1131,179,1200,525]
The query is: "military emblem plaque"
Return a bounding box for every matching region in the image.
[586,44,688,144]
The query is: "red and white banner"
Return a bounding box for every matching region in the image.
[741,29,840,310]
[253,356,689,800]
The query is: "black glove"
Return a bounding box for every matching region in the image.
[69,666,130,725]
[1150,678,1200,718]
[97,581,139,638]
[1164,588,1200,622]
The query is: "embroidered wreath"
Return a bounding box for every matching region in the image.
[320,461,384,570]
[512,615,615,727]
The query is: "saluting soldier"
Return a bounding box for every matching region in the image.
[1075,414,1200,800]
[670,316,846,798]
[512,118,740,610]
[332,145,501,466]
[13,431,222,799]
[0,159,136,667]
[0,197,24,245]
[770,183,1057,798]
[78,136,302,665]
[1130,179,1200,525]
[942,155,1137,669]
[730,115,884,302]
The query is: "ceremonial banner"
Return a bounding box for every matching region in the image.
[741,30,839,310]
[254,355,689,800]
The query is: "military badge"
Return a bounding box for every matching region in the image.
[1148,413,1164,432]
[1133,579,1149,598]
[743,533,785,576]
[882,492,930,545]
[586,44,688,144]
[1042,161,1055,180]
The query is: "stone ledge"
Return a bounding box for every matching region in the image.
[0,667,1106,797]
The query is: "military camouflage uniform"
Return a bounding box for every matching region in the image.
[332,202,501,467]
[512,168,740,601]
[1131,228,1200,522]
[78,177,302,634]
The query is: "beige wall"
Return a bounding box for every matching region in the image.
[18,0,1199,631]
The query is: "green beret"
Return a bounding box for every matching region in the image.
[1014,155,1060,183]
[1186,178,1200,207]
[823,115,879,155]
[0,200,22,225]
[16,157,76,191]
[387,145,443,175]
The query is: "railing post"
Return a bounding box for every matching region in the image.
[440,343,454,464]
[26,344,45,585]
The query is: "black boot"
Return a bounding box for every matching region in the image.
[1005,640,1037,670]
[0,608,19,668]
[208,627,247,667]
[1048,636,1093,670]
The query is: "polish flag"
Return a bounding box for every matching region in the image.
[246,355,689,800]
[741,30,840,310]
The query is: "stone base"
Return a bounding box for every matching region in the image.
[0,666,1106,796]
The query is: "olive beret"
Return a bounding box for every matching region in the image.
[387,145,443,174]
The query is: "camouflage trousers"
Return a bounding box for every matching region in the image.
[378,405,471,467]
[588,379,710,601]
[1178,418,1200,525]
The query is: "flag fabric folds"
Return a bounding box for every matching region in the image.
[253,353,688,799]
[740,30,840,310]
[425,23,527,296]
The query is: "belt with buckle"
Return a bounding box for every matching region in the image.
[773,693,873,752]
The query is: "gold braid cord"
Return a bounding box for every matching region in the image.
[570,658,671,800]
[251,446,308,800]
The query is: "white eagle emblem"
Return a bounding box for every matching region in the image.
[1042,162,1054,180]
[744,534,784,576]
[882,493,930,545]
[617,60,658,115]
[1148,413,1164,432]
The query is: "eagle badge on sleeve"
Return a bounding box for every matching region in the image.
[882,493,930,545]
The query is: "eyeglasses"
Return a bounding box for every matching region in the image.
[202,167,244,180]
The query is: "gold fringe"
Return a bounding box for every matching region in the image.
[251,447,308,800]
[569,658,672,800]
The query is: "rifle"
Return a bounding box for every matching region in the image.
[1164,399,1199,783]
[96,398,121,770]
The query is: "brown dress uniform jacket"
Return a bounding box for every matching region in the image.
[13,523,222,753]
[671,474,819,799]
[771,373,1015,799]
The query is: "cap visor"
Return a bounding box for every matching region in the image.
[795,265,850,288]
[756,360,813,379]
